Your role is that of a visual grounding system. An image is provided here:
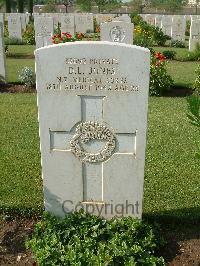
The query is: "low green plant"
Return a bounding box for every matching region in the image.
[150,52,174,96]
[18,66,35,88]
[23,23,35,45]
[4,37,24,45]
[26,211,165,266]
[162,50,177,60]
[171,40,185,48]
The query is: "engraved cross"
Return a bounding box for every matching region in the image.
[49,95,137,204]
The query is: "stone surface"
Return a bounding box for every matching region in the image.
[155,15,163,28]
[61,14,75,36]
[189,18,200,51]
[145,14,155,26]
[171,15,186,42]
[161,15,172,37]
[113,15,131,23]
[8,14,22,40]
[75,14,94,33]
[35,41,150,218]
[34,16,54,49]
[100,21,134,44]
[0,22,6,82]
[0,14,4,32]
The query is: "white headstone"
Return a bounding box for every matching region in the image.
[35,41,150,218]
[100,22,134,45]
[8,14,22,40]
[113,15,131,23]
[189,19,200,51]
[171,15,186,42]
[0,14,4,32]
[155,15,163,28]
[95,14,114,25]
[20,13,27,31]
[75,14,94,33]
[34,16,54,49]
[161,15,172,37]
[61,14,75,36]
[0,23,6,82]
[145,14,155,26]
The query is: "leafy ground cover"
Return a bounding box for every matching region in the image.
[0,94,199,222]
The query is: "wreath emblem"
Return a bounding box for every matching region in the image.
[70,121,116,163]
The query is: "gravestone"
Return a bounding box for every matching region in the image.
[75,14,94,33]
[96,14,114,25]
[113,15,131,23]
[171,15,186,42]
[20,13,27,31]
[100,22,134,44]
[35,41,150,218]
[8,14,22,40]
[155,15,163,28]
[189,19,200,51]
[34,16,54,49]
[161,15,172,37]
[145,14,155,26]
[0,14,4,32]
[61,14,75,36]
[0,23,6,82]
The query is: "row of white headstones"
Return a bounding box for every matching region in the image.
[0,14,133,81]
[1,13,200,50]
[142,14,200,51]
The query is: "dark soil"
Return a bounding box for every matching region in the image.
[0,84,36,93]
[0,218,199,265]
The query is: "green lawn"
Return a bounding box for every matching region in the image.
[6,58,35,83]
[7,45,36,57]
[0,94,199,221]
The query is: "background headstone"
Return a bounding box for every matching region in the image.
[35,41,150,218]
[8,14,22,40]
[34,16,54,49]
[75,14,94,33]
[161,15,172,37]
[61,14,75,36]
[155,15,163,28]
[0,23,6,82]
[171,15,186,42]
[189,19,200,51]
[100,21,134,45]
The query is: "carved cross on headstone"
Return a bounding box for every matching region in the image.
[49,95,136,204]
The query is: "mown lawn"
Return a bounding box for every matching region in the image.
[0,94,199,221]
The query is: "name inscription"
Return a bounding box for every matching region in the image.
[46,58,139,92]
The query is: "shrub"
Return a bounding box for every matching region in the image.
[52,32,84,44]
[132,15,167,48]
[26,211,165,266]
[4,37,24,45]
[171,40,185,48]
[150,52,174,96]
[23,23,35,45]
[18,67,35,88]
[187,43,200,61]
[162,50,176,60]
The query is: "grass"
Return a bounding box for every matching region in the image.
[6,45,35,57]
[154,46,190,61]
[0,94,199,221]
[6,58,35,83]
[167,61,198,88]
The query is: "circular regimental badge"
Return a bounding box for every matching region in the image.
[70,121,116,163]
